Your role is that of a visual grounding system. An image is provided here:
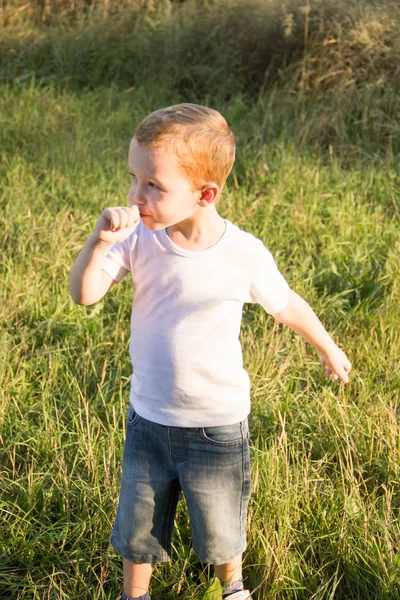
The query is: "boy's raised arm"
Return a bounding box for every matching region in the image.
[69,205,140,306]
[272,289,352,383]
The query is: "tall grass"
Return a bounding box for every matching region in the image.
[1,1,400,598]
[1,0,400,97]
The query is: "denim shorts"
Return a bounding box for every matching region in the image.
[110,405,252,565]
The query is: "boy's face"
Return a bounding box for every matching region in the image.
[127,138,202,231]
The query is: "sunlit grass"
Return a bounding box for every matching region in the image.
[1,81,399,599]
[1,2,400,596]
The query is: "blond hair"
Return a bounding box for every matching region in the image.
[134,103,235,190]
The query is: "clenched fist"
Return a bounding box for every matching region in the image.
[94,206,140,244]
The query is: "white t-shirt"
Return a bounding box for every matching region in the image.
[102,219,289,427]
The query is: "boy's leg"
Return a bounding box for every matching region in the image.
[214,554,245,597]
[177,419,252,597]
[214,554,242,585]
[111,411,182,598]
[123,559,153,598]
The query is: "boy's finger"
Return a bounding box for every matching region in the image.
[326,366,349,383]
[117,208,129,230]
[340,359,351,382]
[336,369,349,383]
[103,207,119,231]
[107,209,119,231]
[126,206,140,228]
[128,205,140,220]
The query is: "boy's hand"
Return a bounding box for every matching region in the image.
[273,291,352,384]
[319,345,352,383]
[94,206,140,244]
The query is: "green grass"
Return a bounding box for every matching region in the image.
[1,1,400,598]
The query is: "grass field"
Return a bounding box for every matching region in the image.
[1,1,400,599]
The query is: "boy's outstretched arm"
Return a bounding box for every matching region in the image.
[69,205,140,306]
[272,289,352,383]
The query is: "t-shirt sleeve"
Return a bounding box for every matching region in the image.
[102,231,137,282]
[249,239,290,314]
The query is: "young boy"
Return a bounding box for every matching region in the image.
[69,103,351,600]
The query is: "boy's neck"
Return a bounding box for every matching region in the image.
[166,208,226,251]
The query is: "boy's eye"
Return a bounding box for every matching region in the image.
[148,182,158,189]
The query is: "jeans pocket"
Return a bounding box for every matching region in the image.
[200,421,243,447]
[127,404,141,427]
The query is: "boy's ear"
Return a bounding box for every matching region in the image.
[198,183,220,206]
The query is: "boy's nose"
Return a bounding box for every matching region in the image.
[129,187,146,206]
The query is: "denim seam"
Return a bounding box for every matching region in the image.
[199,428,243,447]
[167,427,179,476]
[115,551,169,563]
[239,420,245,548]
[161,481,178,556]
[193,544,246,565]
[162,428,178,555]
